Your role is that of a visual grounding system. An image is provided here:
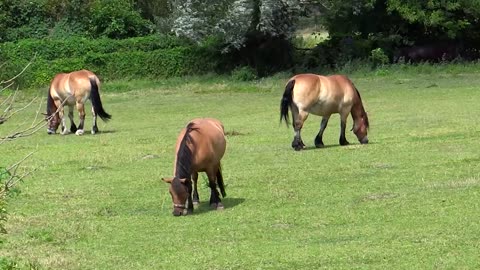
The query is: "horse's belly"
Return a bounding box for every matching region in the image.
[308,102,338,116]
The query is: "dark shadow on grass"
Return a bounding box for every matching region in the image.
[192,197,245,215]
[299,142,377,151]
[95,129,116,134]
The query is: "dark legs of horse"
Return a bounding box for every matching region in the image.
[315,116,330,148]
[207,170,224,210]
[68,106,77,133]
[91,107,99,135]
[291,110,308,151]
[192,172,200,206]
[186,180,194,214]
[339,115,350,146]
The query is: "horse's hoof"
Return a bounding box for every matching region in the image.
[193,201,200,206]
[340,139,350,146]
[216,203,225,210]
[293,144,304,151]
[75,130,84,136]
[91,130,96,135]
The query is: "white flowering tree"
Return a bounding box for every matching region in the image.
[170,0,301,52]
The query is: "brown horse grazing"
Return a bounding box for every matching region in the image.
[280,74,369,151]
[46,69,111,135]
[162,118,227,216]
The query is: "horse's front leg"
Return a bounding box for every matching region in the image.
[339,113,350,146]
[291,109,308,151]
[315,116,330,148]
[192,172,200,206]
[75,103,86,135]
[185,180,194,215]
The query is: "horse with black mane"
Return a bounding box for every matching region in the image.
[45,69,111,135]
[162,118,227,216]
[280,73,369,151]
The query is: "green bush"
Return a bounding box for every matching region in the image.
[370,48,389,67]
[0,35,221,88]
[231,66,258,81]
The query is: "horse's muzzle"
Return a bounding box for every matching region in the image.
[360,136,369,144]
[172,204,188,216]
[47,128,56,135]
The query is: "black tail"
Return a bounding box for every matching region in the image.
[280,79,295,126]
[89,77,111,122]
[216,165,226,198]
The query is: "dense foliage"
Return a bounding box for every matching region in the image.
[0,35,220,87]
[1,0,480,84]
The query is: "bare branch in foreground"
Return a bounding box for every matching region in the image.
[0,98,67,143]
[0,152,36,197]
[0,54,36,85]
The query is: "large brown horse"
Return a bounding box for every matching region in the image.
[46,69,111,135]
[162,118,227,216]
[280,74,369,151]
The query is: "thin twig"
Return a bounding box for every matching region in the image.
[0,152,36,197]
[0,98,67,143]
[0,82,14,94]
[0,53,36,85]
[31,97,44,128]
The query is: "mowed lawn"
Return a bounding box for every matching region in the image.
[1,68,480,269]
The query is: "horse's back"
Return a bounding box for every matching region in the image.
[188,118,226,168]
[50,69,98,103]
[290,73,356,115]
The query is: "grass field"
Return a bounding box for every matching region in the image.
[1,64,480,269]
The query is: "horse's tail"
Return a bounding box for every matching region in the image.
[216,164,226,198]
[280,79,295,126]
[89,76,111,122]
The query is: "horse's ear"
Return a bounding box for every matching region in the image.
[162,177,174,183]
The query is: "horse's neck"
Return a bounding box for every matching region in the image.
[351,100,364,122]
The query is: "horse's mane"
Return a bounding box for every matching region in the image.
[354,87,369,129]
[46,87,56,116]
[175,122,198,180]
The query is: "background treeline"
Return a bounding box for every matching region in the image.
[1,0,480,87]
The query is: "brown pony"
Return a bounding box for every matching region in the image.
[162,118,227,216]
[280,73,369,151]
[46,69,111,135]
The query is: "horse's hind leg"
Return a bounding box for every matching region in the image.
[315,116,330,148]
[192,172,200,206]
[91,106,99,135]
[291,106,308,151]
[68,106,77,133]
[339,113,350,146]
[207,170,223,210]
[75,103,86,135]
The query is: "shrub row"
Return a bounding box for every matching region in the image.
[0,35,220,88]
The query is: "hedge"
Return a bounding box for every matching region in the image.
[0,35,220,88]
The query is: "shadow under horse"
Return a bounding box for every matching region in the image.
[280,73,370,151]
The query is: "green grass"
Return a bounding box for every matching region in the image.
[1,65,480,269]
